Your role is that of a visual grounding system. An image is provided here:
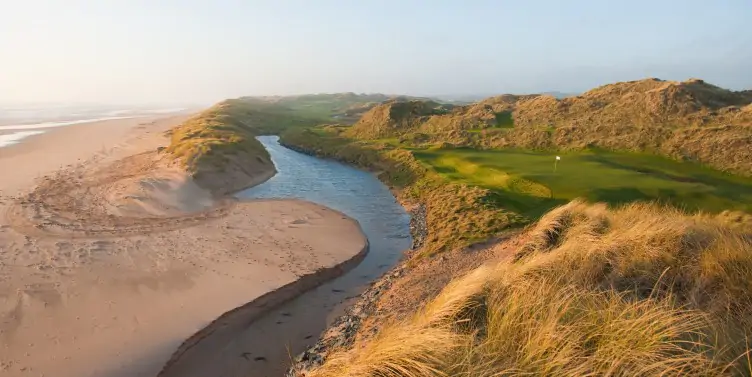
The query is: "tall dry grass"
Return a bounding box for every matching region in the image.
[307,200,752,376]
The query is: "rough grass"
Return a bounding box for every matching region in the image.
[306,200,752,377]
[165,100,272,173]
[281,127,752,259]
[344,78,752,176]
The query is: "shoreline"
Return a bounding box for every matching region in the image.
[157,209,369,377]
[274,144,428,375]
[155,135,413,377]
[0,114,369,377]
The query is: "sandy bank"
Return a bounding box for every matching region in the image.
[157,214,368,377]
[0,115,368,377]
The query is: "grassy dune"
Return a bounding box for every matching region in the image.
[306,200,752,376]
[347,78,752,176]
[164,98,322,193]
[166,100,270,171]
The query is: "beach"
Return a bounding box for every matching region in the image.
[0,114,367,377]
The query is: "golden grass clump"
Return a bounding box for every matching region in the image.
[307,200,752,376]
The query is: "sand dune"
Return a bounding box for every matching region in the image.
[0,114,367,377]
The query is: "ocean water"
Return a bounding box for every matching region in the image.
[0,130,47,148]
[0,104,187,148]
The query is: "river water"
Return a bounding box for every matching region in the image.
[212,135,411,376]
[239,136,412,279]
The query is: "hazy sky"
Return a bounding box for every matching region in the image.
[1,0,751,105]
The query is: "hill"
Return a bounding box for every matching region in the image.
[300,200,752,377]
[345,99,454,138]
[434,91,575,104]
[346,78,752,176]
[244,92,437,124]
[164,100,280,194]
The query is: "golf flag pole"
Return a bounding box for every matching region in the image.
[554,155,561,172]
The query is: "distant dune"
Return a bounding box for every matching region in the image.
[347,78,752,176]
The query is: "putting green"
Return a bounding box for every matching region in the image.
[413,148,752,214]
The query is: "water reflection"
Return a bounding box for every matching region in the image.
[238,135,412,278]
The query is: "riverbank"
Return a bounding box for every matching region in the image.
[280,130,527,258]
[278,131,503,373]
[157,135,411,377]
[0,111,368,377]
[279,134,488,375]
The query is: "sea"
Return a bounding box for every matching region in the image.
[0,103,188,148]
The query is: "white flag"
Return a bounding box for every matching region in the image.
[556,156,561,160]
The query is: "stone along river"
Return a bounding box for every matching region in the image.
[158,135,412,377]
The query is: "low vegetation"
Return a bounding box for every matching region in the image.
[164,98,327,193]
[281,125,752,257]
[166,99,273,172]
[306,200,752,376]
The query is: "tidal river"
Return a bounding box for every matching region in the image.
[241,136,412,281]
[158,135,412,377]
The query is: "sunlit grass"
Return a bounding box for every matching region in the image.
[308,201,752,377]
[413,148,752,214]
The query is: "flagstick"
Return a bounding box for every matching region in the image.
[554,156,560,172]
[552,156,561,199]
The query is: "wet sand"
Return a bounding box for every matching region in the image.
[0,115,367,377]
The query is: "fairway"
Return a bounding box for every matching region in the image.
[413,148,752,214]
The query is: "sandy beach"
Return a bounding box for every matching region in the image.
[0,115,367,377]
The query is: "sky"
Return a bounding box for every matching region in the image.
[1,0,751,105]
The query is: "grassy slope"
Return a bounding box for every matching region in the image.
[309,200,752,376]
[281,125,752,376]
[164,98,324,193]
[166,101,269,171]
[281,127,752,255]
[347,78,752,176]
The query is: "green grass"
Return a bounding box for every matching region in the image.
[277,100,341,121]
[494,111,514,128]
[413,147,752,214]
[255,93,406,122]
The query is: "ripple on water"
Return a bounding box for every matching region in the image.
[238,136,412,276]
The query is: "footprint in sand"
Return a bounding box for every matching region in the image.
[89,240,110,251]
